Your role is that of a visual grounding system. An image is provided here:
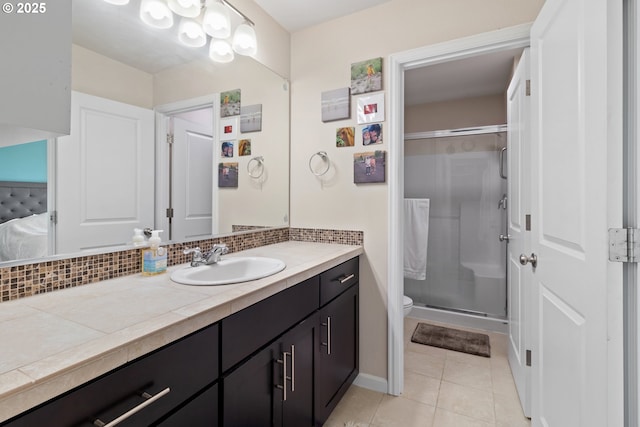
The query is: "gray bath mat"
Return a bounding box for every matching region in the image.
[411,323,491,357]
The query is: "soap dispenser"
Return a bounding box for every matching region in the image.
[141,230,167,276]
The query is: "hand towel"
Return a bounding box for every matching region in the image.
[404,198,430,280]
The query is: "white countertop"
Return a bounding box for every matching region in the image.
[0,241,363,422]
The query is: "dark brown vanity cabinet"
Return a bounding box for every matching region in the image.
[1,323,220,427]
[315,258,360,426]
[1,256,360,427]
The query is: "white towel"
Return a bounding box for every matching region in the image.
[404,198,430,280]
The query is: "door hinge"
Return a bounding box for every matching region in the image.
[49,210,58,224]
[609,228,640,262]
[166,208,174,219]
[526,349,532,367]
[525,79,531,96]
[166,133,174,144]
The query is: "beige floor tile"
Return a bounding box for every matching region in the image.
[494,389,529,426]
[442,359,492,391]
[433,408,495,427]
[445,349,492,369]
[402,371,441,406]
[406,340,449,359]
[371,395,436,427]
[437,381,495,423]
[492,368,518,397]
[405,350,446,380]
[325,385,383,426]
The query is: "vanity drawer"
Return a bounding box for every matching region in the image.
[221,276,319,372]
[320,257,359,306]
[3,324,219,427]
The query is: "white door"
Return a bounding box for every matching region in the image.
[506,48,531,418]
[170,116,213,241]
[529,0,621,425]
[56,92,155,253]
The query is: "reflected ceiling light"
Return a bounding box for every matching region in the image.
[104,0,130,5]
[167,0,201,18]
[203,0,231,38]
[140,0,174,29]
[232,21,257,56]
[178,18,207,47]
[209,39,234,63]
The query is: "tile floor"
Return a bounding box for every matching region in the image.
[323,316,531,427]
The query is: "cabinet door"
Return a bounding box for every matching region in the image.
[223,343,278,427]
[315,285,359,425]
[154,384,218,427]
[275,317,317,427]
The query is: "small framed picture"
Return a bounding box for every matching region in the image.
[220,89,241,117]
[350,57,382,95]
[336,127,355,147]
[354,151,386,183]
[239,139,252,156]
[218,162,238,187]
[220,117,238,140]
[241,104,262,133]
[357,93,385,124]
[362,123,383,145]
[321,87,350,122]
[221,141,234,157]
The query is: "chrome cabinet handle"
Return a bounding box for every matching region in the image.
[499,147,507,179]
[93,387,171,427]
[321,317,332,355]
[339,274,355,284]
[276,349,293,401]
[499,234,511,242]
[519,253,538,268]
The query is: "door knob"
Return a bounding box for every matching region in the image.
[499,234,511,242]
[519,253,538,268]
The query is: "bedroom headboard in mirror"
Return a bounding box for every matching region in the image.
[0,0,290,265]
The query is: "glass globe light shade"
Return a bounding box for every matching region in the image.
[209,39,234,63]
[203,0,231,38]
[178,18,207,47]
[140,0,174,29]
[167,0,201,18]
[232,22,257,56]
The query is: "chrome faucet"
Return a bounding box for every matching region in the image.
[184,244,228,267]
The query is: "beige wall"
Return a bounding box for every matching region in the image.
[289,0,544,383]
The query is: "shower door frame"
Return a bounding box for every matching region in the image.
[387,24,532,396]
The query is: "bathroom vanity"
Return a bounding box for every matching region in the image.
[0,242,361,427]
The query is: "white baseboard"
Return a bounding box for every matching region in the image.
[353,373,388,394]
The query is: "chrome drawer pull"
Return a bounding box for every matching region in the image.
[93,387,171,427]
[321,317,332,355]
[276,351,291,401]
[290,345,295,392]
[338,273,355,284]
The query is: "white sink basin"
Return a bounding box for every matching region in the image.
[170,256,286,286]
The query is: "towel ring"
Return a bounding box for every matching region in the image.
[247,156,265,179]
[309,151,330,177]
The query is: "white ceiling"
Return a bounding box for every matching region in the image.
[253,0,391,32]
[73,1,522,104]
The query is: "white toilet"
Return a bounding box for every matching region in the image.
[403,295,414,317]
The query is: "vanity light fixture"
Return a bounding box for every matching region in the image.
[105,0,257,62]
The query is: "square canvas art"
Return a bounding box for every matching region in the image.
[241,104,262,132]
[321,87,350,122]
[220,89,241,117]
[218,162,238,187]
[350,57,382,95]
[354,151,386,183]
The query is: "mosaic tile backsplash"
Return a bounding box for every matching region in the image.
[0,227,362,303]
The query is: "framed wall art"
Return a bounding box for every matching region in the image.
[220,89,241,117]
[220,117,238,140]
[350,57,382,95]
[218,162,238,187]
[353,151,386,183]
[336,127,355,147]
[321,87,350,122]
[357,93,385,124]
[240,104,262,132]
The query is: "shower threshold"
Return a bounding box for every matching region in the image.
[411,303,508,334]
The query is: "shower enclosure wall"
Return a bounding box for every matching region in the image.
[404,128,507,319]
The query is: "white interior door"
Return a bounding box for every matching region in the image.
[171,116,213,241]
[529,0,620,425]
[56,92,155,253]
[506,48,531,418]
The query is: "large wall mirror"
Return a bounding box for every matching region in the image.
[0,0,290,265]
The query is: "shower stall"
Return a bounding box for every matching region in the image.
[404,125,507,320]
